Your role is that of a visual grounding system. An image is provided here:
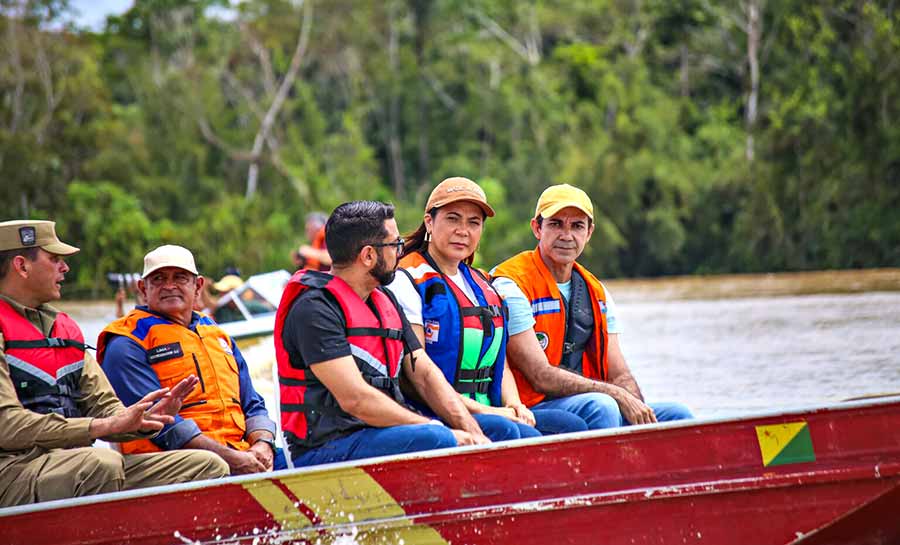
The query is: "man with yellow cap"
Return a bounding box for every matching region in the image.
[98,245,281,475]
[0,221,227,507]
[492,185,693,430]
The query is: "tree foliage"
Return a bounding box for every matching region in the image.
[1,0,897,293]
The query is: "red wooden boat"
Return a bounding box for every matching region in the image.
[2,396,899,545]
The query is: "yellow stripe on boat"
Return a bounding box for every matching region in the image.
[245,467,449,544]
[241,479,313,530]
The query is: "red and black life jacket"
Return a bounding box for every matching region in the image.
[0,299,90,418]
[274,270,408,460]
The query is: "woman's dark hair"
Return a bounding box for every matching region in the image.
[326,201,395,266]
[402,206,483,266]
[402,207,438,259]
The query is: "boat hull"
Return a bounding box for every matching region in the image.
[2,398,899,545]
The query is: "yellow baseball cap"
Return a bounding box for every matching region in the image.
[0,220,80,256]
[142,245,199,278]
[424,177,495,217]
[534,184,594,221]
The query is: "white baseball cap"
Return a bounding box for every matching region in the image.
[142,245,199,278]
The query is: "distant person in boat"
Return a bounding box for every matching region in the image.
[293,211,331,271]
[97,245,282,475]
[276,200,490,467]
[0,221,227,507]
[114,274,145,318]
[387,177,587,440]
[492,185,693,429]
[198,273,243,318]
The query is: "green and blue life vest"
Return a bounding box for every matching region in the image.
[398,251,507,408]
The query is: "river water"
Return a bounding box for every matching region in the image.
[59,283,900,419]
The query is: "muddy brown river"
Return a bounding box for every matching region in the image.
[59,270,900,418]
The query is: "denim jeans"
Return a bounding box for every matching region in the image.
[532,393,693,430]
[474,413,538,440]
[292,424,457,467]
[532,408,589,435]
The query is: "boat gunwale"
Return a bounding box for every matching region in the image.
[2,394,898,519]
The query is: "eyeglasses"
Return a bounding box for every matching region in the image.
[146,272,196,287]
[370,238,405,255]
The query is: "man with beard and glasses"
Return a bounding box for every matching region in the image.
[275,201,489,467]
[492,185,693,430]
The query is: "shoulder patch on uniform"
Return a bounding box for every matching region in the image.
[219,337,234,355]
[535,331,550,350]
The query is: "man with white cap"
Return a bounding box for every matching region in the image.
[98,245,281,474]
[0,221,228,507]
[492,185,693,429]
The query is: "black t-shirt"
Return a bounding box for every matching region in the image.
[282,287,422,370]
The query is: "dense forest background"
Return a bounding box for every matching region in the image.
[1,0,898,297]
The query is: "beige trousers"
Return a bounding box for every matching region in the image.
[0,447,229,507]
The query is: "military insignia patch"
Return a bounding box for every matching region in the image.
[19,226,36,246]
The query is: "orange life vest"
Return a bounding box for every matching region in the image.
[493,248,609,407]
[97,309,249,453]
[305,227,329,271]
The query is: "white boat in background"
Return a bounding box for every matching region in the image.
[213,269,291,346]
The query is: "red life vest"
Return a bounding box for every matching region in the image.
[274,270,407,459]
[0,299,88,418]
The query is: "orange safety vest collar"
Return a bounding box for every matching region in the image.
[97,309,249,453]
[493,248,609,407]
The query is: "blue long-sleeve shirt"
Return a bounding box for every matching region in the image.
[101,310,275,451]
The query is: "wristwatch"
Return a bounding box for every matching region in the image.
[254,437,277,455]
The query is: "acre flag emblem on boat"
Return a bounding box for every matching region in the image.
[755,421,816,467]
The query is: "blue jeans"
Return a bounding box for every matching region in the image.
[473,408,589,440]
[532,408,589,435]
[292,424,457,467]
[532,393,693,430]
[273,447,288,470]
[474,413,540,440]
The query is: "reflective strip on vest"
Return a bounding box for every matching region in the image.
[349,344,403,378]
[5,355,84,385]
[531,297,561,316]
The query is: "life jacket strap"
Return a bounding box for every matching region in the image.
[365,376,400,390]
[457,366,493,381]
[456,380,491,395]
[563,341,588,355]
[279,376,315,387]
[459,304,503,319]
[4,338,94,351]
[345,327,404,340]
